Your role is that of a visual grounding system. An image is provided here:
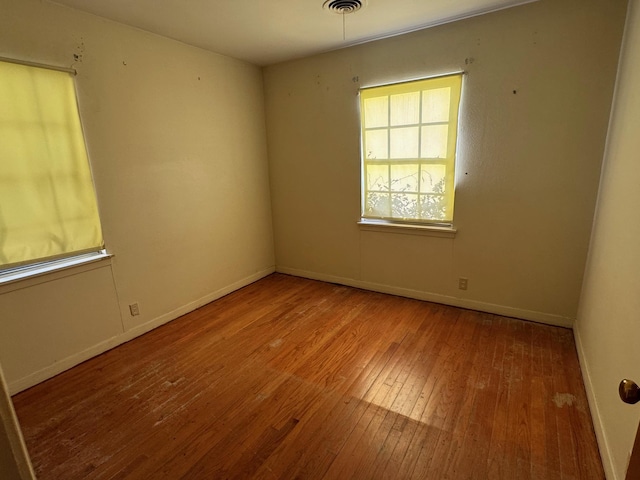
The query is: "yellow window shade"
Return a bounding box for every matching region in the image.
[0,60,104,269]
[360,74,462,224]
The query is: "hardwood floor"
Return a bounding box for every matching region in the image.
[12,273,603,479]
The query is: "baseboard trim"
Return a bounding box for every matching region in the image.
[573,325,617,480]
[276,266,574,328]
[123,266,276,341]
[9,266,276,395]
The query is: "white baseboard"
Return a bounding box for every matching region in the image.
[275,266,574,328]
[123,266,276,341]
[9,266,275,395]
[9,335,125,395]
[573,325,617,480]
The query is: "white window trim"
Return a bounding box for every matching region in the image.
[0,250,112,286]
[357,219,457,238]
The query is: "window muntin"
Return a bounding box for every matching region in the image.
[0,60,104,270]
[360,74,462,224]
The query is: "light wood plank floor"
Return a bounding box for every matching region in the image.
[12,274,603,479]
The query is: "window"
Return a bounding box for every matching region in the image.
[0,59,104,272]
[360,73,463,225]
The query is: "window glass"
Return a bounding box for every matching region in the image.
[390,92,420,126]
[422,87,451,123]
[363,96,388,128]
[390,127,419,159]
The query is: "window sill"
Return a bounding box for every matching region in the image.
[0,250,113,287]
[357,219,457,238]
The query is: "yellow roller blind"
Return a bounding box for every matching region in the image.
[0,60,103,269]
[360,74,462,223]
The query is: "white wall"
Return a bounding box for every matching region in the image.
[0,0,275,392]
[263,0,627,326]
[575,1,640,478]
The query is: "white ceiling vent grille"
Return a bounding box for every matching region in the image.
[323,0,366,14]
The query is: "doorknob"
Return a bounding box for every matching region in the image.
[619,379,640,404]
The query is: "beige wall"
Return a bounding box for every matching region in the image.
[0,0,275,392]
[264,0,627,326]
[575,1,640,478]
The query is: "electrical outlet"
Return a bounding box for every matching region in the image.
[458,277,468,290]
[129,303,140,316]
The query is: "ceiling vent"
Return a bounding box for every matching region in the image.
[323,0,366,14]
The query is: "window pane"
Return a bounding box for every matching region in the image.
[364,96,388,128]
[366,164,389,191]
[390,164,419,192]
[391,193,418,218]
[422,87,451,123]
[419,194,447,220]
[365,192,390,217]
[420,125,449,159]
[420,164,447,194]
[390,92,420,126]
[390,127,419,159]
[364,129,388,159]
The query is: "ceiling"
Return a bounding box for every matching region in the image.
[50,0,536,66]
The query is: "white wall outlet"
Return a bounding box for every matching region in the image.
[458,277,468,290]
[129,303,140,316]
